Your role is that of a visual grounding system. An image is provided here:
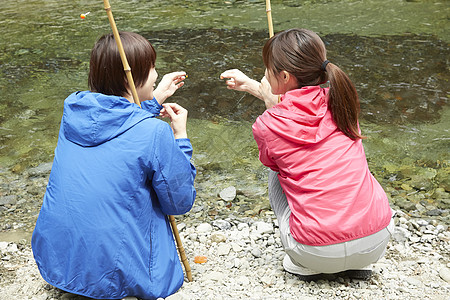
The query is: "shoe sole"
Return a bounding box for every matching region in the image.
[339,269,372,280]
[284,269,325,281]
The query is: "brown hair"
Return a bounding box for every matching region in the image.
[262,28,363,140]
[88,32,156,97]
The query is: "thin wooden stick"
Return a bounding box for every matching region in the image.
[265,0,274,38]
[169,215,192,282]
[266,0,280,103]
[103,0,140,106]
[102,0,193,282]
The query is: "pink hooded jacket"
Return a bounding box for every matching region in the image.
[252,86,392,246]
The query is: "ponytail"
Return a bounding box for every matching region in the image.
[263,28,364,140]
[325,63,364,140]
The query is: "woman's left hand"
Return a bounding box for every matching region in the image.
[153,72,187,104]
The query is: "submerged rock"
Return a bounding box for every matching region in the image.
[393,196,416,211]
[0,195,17,206]
[27,162,53,177]
[219,186,237,201]
[436,167,450,192]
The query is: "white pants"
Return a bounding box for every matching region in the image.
[268,170,393,273]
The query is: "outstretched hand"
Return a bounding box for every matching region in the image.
[160,103,188,139]
[153,72,187,104]
[220,69,279,109]
[220,69,256,93]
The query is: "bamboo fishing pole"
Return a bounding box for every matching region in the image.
[169,215,192,281]
[266,0,274,38]
[102,0,193,282]
[103,0,140,106]
[266,0,281,104]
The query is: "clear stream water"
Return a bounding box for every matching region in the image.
[0,1,449,237]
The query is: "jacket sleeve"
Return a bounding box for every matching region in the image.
[252,117,279,172]
[151,123,196,215]
[141,97,163,117]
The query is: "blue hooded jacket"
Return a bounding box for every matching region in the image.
[32,91,196,299]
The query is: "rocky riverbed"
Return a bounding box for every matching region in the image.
[0,162,449,300]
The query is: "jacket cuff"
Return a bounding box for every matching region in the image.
[175,139,193,159]
[141,97,163,116]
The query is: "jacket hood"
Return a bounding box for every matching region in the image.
[261,86,337,144]
[63,91,151,147]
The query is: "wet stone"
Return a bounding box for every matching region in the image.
[416,204,427,213]
[219,186,237,201]
[426,209,443,216]
[212,219,232,230]
[26,185,42,196]
[393,197,416,211]
[27,162,53,177]
[0,195,17,206]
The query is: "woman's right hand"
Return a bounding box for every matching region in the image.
[220,69,278,109]
[160,103,188,139]
[220,69,255,93]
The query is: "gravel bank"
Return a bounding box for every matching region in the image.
[1,209,449,300]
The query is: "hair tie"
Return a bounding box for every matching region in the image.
[321,60,330,72]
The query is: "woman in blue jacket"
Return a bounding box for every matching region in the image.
[32,32,196,300]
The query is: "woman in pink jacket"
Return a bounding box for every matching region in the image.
[221,28,393,280]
